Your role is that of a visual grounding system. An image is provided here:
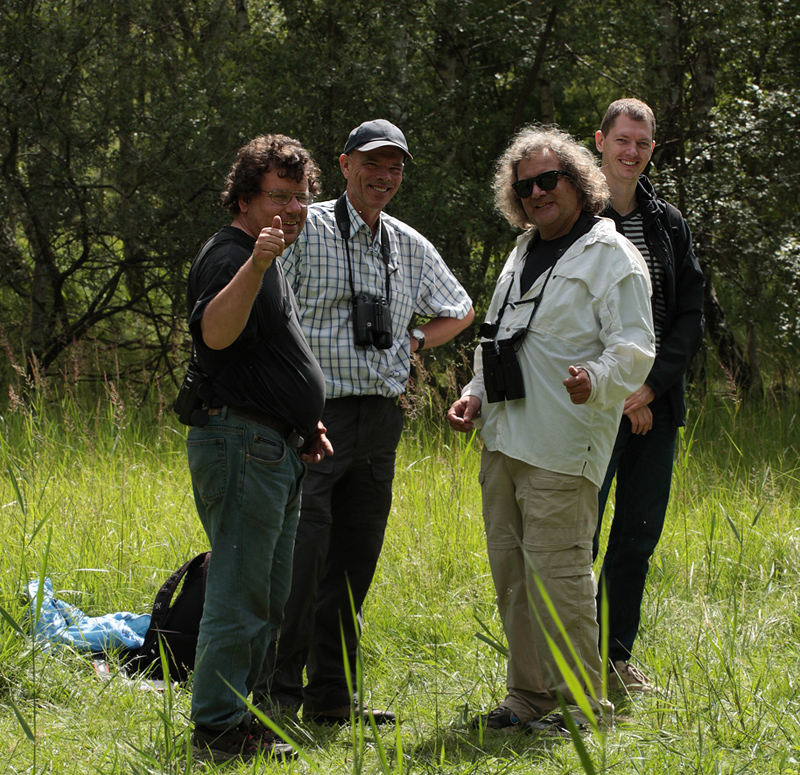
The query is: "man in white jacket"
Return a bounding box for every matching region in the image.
[448,126,655,735]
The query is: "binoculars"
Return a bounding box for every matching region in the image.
[352,293,393,349]
[482,336,526,403]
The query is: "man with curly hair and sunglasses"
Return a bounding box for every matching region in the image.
[448,126,655,735]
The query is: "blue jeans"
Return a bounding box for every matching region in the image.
[594,395,676,663]
[187,409,305,731]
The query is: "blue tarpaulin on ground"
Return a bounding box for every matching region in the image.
[26,577,150,653]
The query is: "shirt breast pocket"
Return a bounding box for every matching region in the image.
[390,290,416,333]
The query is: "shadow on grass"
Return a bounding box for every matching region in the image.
[401,724,573,772]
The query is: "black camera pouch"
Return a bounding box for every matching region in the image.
[174,359,210,426]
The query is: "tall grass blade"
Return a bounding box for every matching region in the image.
[751,502,765,528]
[228,685,320,770]
[474,632,508,658]
[343,579,395,774]
[529,571,600,714]
[556,694,597,775]
[5,460,27,515]
[598,579,609,699]
[719,503,741,543]
[473,614,508,657]
[680,415,698,467]
[32,526,54,625]
[536,619,598,732]
[29,505,55,545]
[9,699,34,741]
[0,603,27,638]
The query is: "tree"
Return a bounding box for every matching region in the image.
[2,0,799,398]
[0,0,265,388]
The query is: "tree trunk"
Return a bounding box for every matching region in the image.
[745,319,763,398]
[703,274,751,394]
[511,3,558,130]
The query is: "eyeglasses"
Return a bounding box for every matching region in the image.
[259,190,314,206]
[512,170,570,199]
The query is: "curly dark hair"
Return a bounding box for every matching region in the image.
[221,134,321,215]
[493,125,610,231]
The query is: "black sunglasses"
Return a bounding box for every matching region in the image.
[512,170,570,198]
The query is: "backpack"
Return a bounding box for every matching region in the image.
[126,552,210,683]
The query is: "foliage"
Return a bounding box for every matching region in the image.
[1,0,799,394]
[0,0,258,387]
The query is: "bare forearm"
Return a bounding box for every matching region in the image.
[200,257,265,350]
[201,219,285,350]
[413,307,475,352]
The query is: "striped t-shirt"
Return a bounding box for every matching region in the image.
[612,210,665,352]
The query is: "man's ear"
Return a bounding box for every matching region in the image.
[595,130,605,153]
[339,153,351,179]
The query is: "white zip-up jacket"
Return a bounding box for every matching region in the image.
[463,217,656,488]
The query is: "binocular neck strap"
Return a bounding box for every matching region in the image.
[335,192,392,304]
[487,262,557,345]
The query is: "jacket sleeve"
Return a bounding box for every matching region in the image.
[581,268,656,411]
[645,206,705,398]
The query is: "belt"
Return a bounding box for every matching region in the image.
[207,407,305,450]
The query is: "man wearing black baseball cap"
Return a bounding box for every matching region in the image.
[254,119,474,726]
[342,118,414,158]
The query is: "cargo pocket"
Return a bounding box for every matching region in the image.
[370,456,395,482]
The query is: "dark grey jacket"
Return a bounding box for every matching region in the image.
[605,176,705,427]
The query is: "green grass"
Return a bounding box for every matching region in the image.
[2,386,800,774]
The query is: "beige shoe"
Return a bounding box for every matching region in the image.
[609,660,653,693]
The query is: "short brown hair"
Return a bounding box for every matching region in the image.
[600,99,656,137]
[493,126,610,231]
[221,134,321,215]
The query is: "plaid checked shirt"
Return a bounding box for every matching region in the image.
[281,196,472,398]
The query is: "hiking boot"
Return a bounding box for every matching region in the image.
[304,705,396,726]
[609,660,653,693]
[526,712,588,738]
[250,715,295,741]
[471,705,523,730]
[191,719,297,763]
[261,702,301,727]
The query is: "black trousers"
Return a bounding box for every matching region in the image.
[593,394,677,663]
[254,395,404,712]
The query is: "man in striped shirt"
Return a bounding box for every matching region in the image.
[255,119,474,726]
[593,99,705,692]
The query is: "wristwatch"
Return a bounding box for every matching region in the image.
[410,328,426,351]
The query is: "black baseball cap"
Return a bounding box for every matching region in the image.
[343,119,413,160]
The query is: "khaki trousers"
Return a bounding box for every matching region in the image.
[480,448,613,721]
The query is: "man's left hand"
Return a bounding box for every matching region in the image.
[301,421,334,464]
[626,405,653,435]
[563,366,591,404]
[623,384,656,414]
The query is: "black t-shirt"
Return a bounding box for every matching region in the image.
[520,212,598,295]
[186,226,325,437]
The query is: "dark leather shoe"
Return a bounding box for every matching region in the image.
[471,705,523,730]
[305,705,396,726]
